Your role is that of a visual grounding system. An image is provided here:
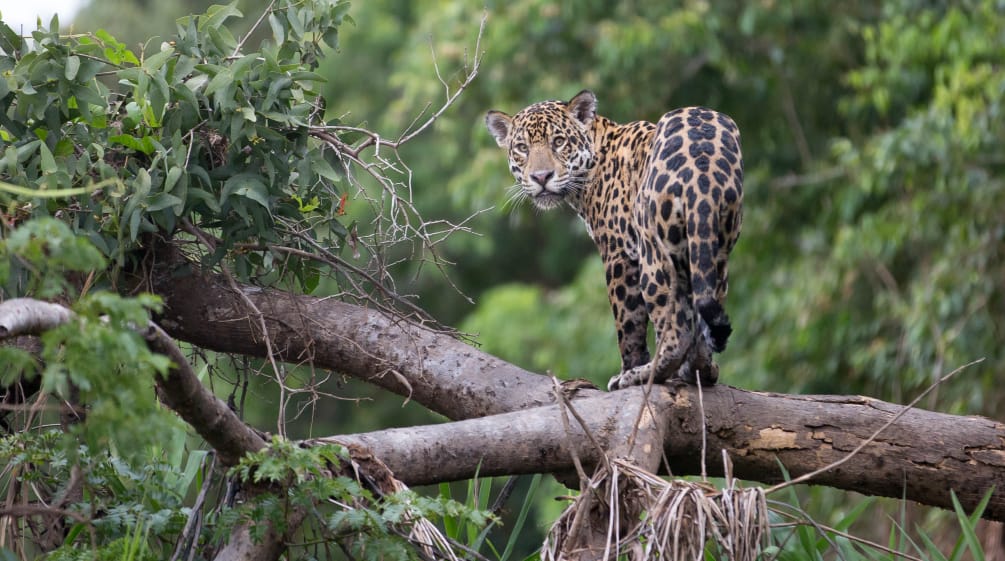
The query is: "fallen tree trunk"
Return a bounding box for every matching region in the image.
[324,385,1005,518]
[141,268,1005,520]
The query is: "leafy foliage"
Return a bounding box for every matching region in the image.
[232,437,495,560]
[39,291,178,459]
[0,216,106,298]
[1,0,352,288]
[728,0,1005,407]
[0,430,203,558]
[0,216,177,460]
[461,258,619,384]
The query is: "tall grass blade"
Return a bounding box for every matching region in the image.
[951,489,991,561]
[500,474,542,561]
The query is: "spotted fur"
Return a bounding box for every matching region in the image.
[485,90,743,389]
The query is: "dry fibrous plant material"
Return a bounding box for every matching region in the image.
[543,458,768,561]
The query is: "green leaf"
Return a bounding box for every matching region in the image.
[833,495,876,532]
[187,188,221,213]
[951,489,991,561]
[262,76,292,110]
[203,69,233,97]
[64,55,80,80]
[164,166,183,193]
[128,208,143,241]
[145,193,184,213]
[0,348,39,385]
[142,45,175,72]
[222,173,271,211]
[230,53,259,79]
[134,168,152,196]
[310,150,343,182]
[38,142,57,175]
[500,474,540,561]
[268,13,285,46]
[15,140,41,163]
[109,134,157,155]
[197,1,244,33]
[0,21,23,55]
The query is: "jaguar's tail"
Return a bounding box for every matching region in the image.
[696,298,731,353]
[689,227,731,353]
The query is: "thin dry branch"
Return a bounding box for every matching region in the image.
[295,13,486,318]
[180,218,292,437]
[0,505,97,551]
[313,12,485,157]
[768,504,925,561]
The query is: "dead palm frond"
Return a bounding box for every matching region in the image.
[542,456,769,561]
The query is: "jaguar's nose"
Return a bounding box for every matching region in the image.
[530,170,554,187]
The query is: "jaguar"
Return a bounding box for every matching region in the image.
[485,90,743,389]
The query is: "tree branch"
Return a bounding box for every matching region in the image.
[0,298,72,337]
[139,266,1005,521]
[144,266,555,419]
[312,384,1005,521]
[143,322,267,465]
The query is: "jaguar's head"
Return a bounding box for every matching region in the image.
[485,90,597,210]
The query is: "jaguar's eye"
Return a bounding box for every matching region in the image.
[551,136,566,149]
[513,142,529,153]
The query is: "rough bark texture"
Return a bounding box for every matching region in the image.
[318,385,1005,520]
[144,268,1005,521]
[148,268,553,419]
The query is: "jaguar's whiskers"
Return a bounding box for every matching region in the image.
[501,182,529,213]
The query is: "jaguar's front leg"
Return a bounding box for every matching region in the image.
[601,253,650,390]
[608,332,694,390]
[608,245,695,390]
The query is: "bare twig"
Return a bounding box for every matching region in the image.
[180,217,290,437]
[768,502,925,561]
[0,505,97,551]
[697,378,708,481]
[770,167,845,189]
[550,377,590,484]
[232,0,277,56]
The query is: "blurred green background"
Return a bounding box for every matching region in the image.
[61,0,1005,552]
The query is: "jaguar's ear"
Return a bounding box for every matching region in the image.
[568,90,597,128]
[485,111,512,148]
